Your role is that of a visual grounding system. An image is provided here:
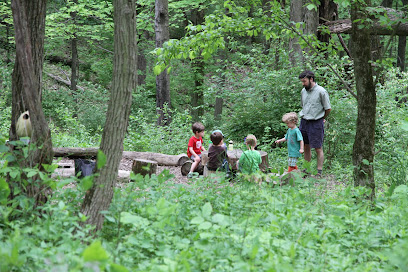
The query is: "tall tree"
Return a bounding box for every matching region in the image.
[397,0,407,71]
[10,0,53,206]
[155,0,171,125]
[81,0,137,230]
[351,0,376,198]
[289,0,303,66]
[190,7,205,121]
[71,0,79,115]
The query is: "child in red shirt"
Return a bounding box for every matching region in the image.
[187,122,206,178]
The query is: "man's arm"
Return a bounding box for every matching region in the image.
[323,109,331,119]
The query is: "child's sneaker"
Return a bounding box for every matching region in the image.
[187,172,193,178]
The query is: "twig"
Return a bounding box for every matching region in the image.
[337,33,352,59]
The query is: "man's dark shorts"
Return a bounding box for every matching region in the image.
[299,118,324,149]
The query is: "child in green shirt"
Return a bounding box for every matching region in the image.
[275,112,304,172]
[238,134,262,174]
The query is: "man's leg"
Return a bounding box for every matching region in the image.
[315,147,324,171]
[304,144,311,162]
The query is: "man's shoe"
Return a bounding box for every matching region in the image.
[313,173,322,179]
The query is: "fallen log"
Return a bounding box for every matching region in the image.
[46,73,84,91]
[326,8,408,36]
[52,147,189,166]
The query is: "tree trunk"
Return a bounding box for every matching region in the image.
[81,0,137,231]
[10,0,53,206]
[191,56,204,121]
[289,0,303,66]
[318,0,338,44]
[190,8,205,121]
[71,0,79,115]
[155,0,171,125]
[214,97,223,120]
[351,0,376,199]
[138,50,147,85]
[397,0,407,71]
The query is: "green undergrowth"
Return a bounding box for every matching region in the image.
[1,169,407,271]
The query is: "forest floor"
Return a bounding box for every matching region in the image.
[55,158,344,195]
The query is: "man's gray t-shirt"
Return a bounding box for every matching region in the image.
[299,83,331,120]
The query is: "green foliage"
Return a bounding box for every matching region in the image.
[2,165,407,271]
[124,108,193,154]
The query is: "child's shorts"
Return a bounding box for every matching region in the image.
[190,154,202,161]
[288,157,298,167]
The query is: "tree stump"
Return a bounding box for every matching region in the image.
[181,160,204,176]
[132,159,157,177]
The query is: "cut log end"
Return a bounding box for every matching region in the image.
[180,160,203,176]
[132,159,157,177]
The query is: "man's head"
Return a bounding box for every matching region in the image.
[299,70,315,90]
[210,131,224,146]
[192,122,205,134]
[245,134,257,147]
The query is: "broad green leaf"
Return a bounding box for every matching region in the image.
[401,120,408,131]
[306,3,317,11]
[190,216,204,224]
[212,213,228,226]
[120,212,149,228]
[109,263,129,272]
[362,159,370,165]
[82,240,108,262]
[154,65,162,75]
[79,176,93,191]
[97,150,106,170]
[202,202,212,218]
[0,177,10,204]
[198,221,212,230]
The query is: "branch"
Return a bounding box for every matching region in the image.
[47,73,84,91]
[279,16,357,99]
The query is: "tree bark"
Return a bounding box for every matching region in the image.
[71,0,79,115]
[81,0,137,231]
[190,8,205,121]
[289,0,303,66]
[10,0,53,206]
[397,0,407,71]
[155,0,171,125]
[351,0,376,199]
[318,0,338,44]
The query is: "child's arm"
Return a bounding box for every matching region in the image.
[189,146,198,157]
[275,137,286,144]
[299,140,304,154]
[201,145,206,152]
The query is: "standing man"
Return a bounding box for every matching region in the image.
[298,70,331,177]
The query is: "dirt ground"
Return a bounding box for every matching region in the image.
[57,157,190,184]
[56,157,343,193]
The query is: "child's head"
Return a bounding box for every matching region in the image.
[210,130,224,146]
[192,122,205,135]
[245,134,257,147]
[282,112,298,127]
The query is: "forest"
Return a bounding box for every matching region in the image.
[0,0,408,271]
